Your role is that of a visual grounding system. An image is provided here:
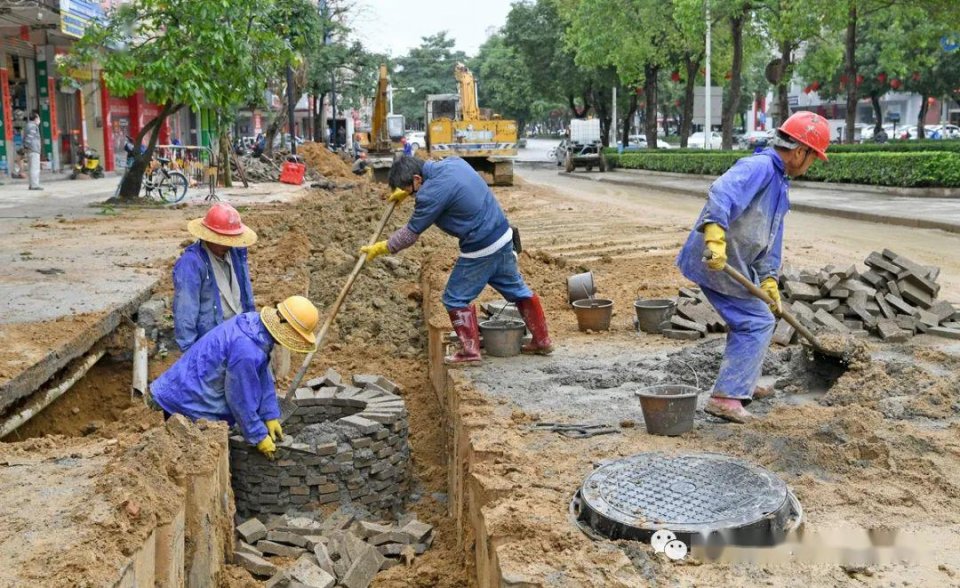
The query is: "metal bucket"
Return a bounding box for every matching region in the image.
[634,298,676,333]
[567,271,596,304]
[479,319,526,357]
[635,384,700,436]
[572,299,613,331]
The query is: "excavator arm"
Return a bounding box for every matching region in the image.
[454,62,480,121]
[370,64,389,150]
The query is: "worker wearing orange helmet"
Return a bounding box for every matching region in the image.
[173,203,258,351]
[676,111,830,423]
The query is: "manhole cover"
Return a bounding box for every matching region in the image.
[571,453,801,547]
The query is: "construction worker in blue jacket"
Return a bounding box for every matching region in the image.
[676,112,831,423]
[361,156,553,364]
[173,203,257,351]
[146,295,319,459]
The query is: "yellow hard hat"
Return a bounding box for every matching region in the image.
[261,295,319,354]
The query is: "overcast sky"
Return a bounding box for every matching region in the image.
[351,0,516,57]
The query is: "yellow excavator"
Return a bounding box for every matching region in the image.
[425,63,517,185]
[361,64,405,182]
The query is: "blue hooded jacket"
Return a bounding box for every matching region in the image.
[405,157,511,254]
[676,148,790,298]
[149,312,279,445]
[173,241,256,351]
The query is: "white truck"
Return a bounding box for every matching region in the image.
[562,119,607,173]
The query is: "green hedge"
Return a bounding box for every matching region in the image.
[604,139,960,157]
[608,151,960,187]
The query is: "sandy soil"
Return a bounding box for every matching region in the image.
[424,173,960,587]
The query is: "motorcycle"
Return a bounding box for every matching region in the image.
[69,147,105,179]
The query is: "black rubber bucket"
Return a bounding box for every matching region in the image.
[635,384,699,436]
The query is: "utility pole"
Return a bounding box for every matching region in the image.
[388,85,394,115]
[286,65,297,155]
[705,0,712,149]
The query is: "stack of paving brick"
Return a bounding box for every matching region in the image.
[230,369,410,519]
[233,509,434,587]
[773,249,960,344]
[661,287,728,341]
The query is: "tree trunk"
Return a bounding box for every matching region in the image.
[644,64,659,149]
[219,131,232,188]
[776,40,793,127]
[621,91,638,147]
[721,14,744,150]
[917,94,929,139]
[871,94,882,133]
[592,88,611,148]
[316,93,326,143]
[117,102,177,201]
[843,2,858,144]
[680,56,700,148]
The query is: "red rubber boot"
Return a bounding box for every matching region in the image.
[445,306,482,365]
[516,295,554,355]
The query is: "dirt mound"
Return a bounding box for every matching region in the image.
[0,416,229,587]
[300,142,355,179]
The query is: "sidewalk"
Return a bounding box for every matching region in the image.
[560,168,960,233]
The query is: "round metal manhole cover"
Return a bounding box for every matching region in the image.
[572,453,801,547]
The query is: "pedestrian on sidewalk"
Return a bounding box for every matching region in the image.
[676,111,831,423]
[23,111,42,190]
[146,296,319,460]
[173,202,257,352]
[361,155,553,364]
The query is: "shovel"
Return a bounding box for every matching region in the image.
[286,200,398,395]
[704,251,851,364]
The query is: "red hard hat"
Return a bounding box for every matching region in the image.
[201,202,246,236]
[778,111,830,161]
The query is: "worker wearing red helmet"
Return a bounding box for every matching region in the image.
[676,112,830,423]
[173,203,258,351]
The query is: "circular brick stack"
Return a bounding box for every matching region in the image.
[230,371,410,518]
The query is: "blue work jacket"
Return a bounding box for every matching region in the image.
[150,312,279,445]
[173,241,256,352]
[676,148,790,298]
[406,158,510,254]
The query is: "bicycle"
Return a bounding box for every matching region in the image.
[143,157,189,203]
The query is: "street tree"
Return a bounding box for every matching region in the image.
[391,33,467,128]
[470,33,536,134]
[63,0,306,200]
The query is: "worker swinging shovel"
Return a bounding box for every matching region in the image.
[675,112,832,423]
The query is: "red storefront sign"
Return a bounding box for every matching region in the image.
[0,69,12,141]
[47,78,59,141]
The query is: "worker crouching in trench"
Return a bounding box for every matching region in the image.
[675,112,831,423]
[145,296,320,459]
[361,155,553,364]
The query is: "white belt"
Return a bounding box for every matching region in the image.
[459,228,513,259]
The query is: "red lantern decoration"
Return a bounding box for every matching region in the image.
[674,99,681,107]
[840,74,849,86]
[724,71,732,80]
[890,78,902,90]
[928,96,937,105]
[877,72,887,84]
[671,71,681,82]
[803,85,812,94]
[855,74,864,86]
[811,81,821,91]
[635,87,643,95]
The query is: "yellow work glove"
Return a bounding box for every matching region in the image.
[266,419,283,442]
[760,277,782,314]
[703,223,727,271]
[360,240,390,262]
[388,188,410,204]
[256,435,277,460]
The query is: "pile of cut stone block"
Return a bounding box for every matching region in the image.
[773,250,959,344]
[233,509,434,587]
[660,287,728,341]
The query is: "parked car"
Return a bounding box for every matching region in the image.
[685,131,724,149]
[404,131,426,151]
[738,130,773,151]
[627,135,674,149]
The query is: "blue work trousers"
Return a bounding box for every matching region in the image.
[442,243,533,310]
[701,285,775,400]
